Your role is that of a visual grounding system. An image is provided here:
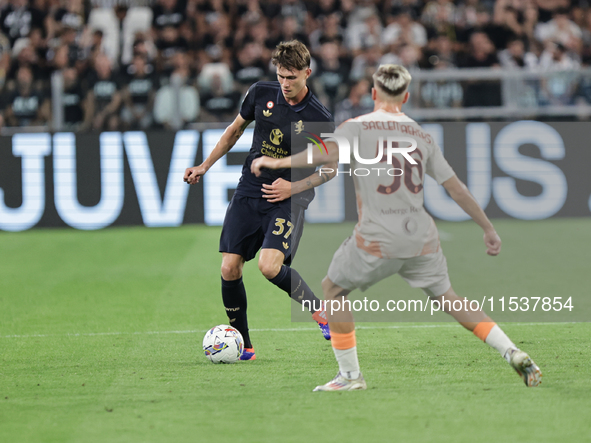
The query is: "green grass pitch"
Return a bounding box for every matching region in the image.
[1,219,590,443]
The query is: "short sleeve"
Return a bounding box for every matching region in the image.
[425,141,455,185]
[334,119,358,139]
[239,82,257,121]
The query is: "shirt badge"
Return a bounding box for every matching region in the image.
[295,120,304,134]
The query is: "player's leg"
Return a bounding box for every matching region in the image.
[400,251,541,386]
[433,286,515,355]
[220,252,254,352]
[432,287,542,387]
[259,203,330,339]
[258,248,323,312]
[313,276,366,391]
[313,236,397,391]
[219,195,265,360]
[258,248,330,339]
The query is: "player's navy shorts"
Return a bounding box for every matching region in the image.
[219,194,305,265]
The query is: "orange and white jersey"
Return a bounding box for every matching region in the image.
[335,109,455,259]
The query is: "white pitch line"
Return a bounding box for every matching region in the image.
[0,322,577,339]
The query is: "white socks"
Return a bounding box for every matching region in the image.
[333,346,361,380]
[484,325,517,362]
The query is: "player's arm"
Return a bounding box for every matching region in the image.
[251,141,338,202]
[260,161,338,203]
[184,114,252,184]
[251,140,339,174]
[442,175,501,256]
[292,162,338,194]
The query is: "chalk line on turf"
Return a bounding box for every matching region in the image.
[0,322,576,339]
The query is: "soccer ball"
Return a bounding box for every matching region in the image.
[202,325,244,364]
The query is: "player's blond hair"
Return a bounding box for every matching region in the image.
[372,64,412,100]
[272,40,311,71]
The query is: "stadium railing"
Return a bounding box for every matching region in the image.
[405,67,591,120]
[2,67,591,136]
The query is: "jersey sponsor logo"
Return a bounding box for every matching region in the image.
[63,93,81,106]
[270,128,284,145]
[13,96,39,115]
[261,141,288,158]
[129,79,153,95]
[263,109,272,117]
[403,217,418,235]
[94,81,116,97]
[267,101,274,109]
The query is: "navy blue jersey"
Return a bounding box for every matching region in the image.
[236,81,334,208]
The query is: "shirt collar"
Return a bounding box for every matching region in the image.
[276,86,313,112]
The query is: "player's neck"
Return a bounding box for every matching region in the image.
[284,86,309,106]
[374,102,404,114]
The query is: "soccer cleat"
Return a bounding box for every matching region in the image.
[312,304,331,340]
[317,322,331,340]
[507,349,542,387]
[240,347,256,361]
[313,372,367,391]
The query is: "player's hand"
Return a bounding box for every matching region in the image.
[262,178,291,203]
[184,164,208,185]
[483,230,501,256]
[251,156,277,177]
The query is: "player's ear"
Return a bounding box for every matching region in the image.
[305,67,312,78]
[371,87,377,100]
[402,91,409,104]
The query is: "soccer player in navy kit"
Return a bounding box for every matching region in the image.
[184,41,335,360]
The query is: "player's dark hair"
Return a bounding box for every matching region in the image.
[372,64,412,99]
[271,40,311,71]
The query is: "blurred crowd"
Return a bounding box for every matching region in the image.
[1,0,590,130]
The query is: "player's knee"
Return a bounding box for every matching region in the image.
[258,260,281,280]
[221,263,242,281]
[322,276,342,301]
[321,277,333,297]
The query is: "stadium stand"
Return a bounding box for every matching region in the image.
[1,0,590,133]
